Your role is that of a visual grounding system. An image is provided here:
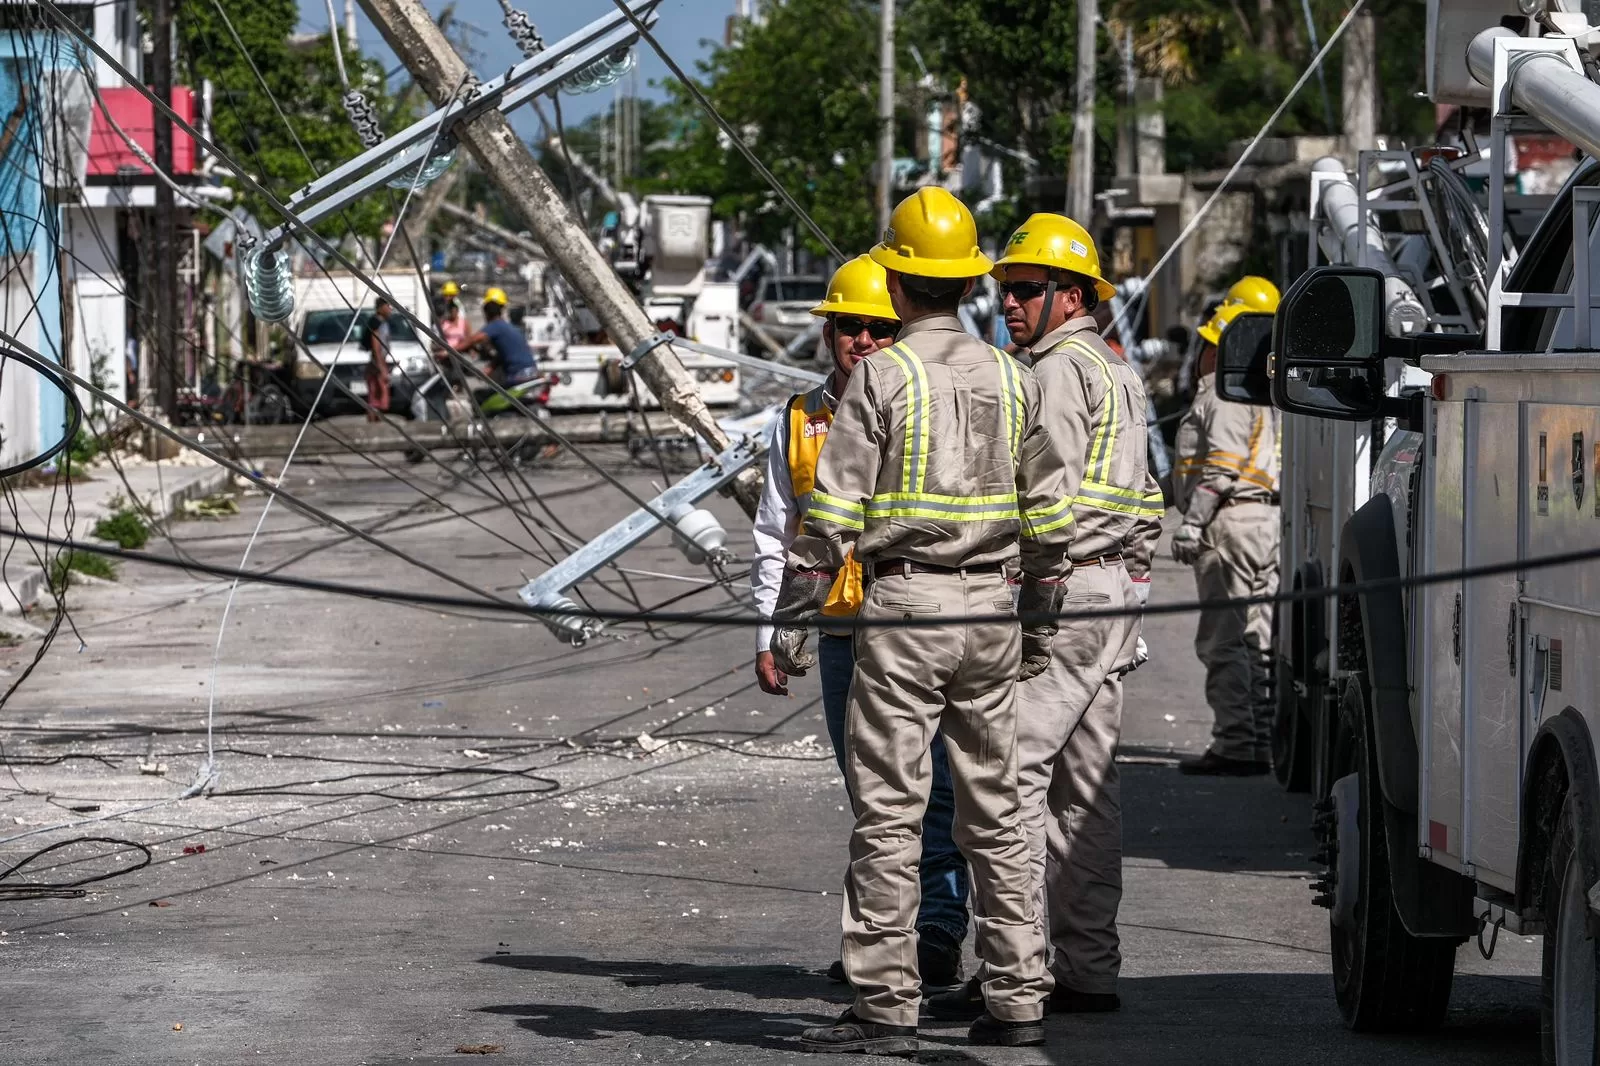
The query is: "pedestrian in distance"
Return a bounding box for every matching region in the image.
[750,253,970,992]
[1171,279,1283,775]
[770,186,1076,1055]
[365,296,394,422]
[928,213,1164,1024]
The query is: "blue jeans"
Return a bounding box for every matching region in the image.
[818,634,970,944]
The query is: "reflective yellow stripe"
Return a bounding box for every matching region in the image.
[884,343,932,494]
[1064,338,1119,482]
[1021,493,1076,537]
[1075,479,1166,517]
[991,346,1023,460]
[807,490,866,530]
[868,500,1021,521]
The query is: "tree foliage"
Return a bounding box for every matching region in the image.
[176,0,396,236]
[644,0,918,258]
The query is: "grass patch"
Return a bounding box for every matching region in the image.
[91,507,149,549]
[49,550,117,595]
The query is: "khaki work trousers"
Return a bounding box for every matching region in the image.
[842,568,1049,1027]
[1193,502,1280,761]
[1011,560,1133,995]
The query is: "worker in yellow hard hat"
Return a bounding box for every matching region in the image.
[930,213,1160,1024]
[783,186,1070,1053]
[991,212,1117,349]
[752,253,968,999]
[1172,297,1281,776]
[460,286,539,386]
[1220,275,1280,314]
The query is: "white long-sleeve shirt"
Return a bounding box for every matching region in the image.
[750,414,799,654]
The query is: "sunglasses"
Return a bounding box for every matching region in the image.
[833,315,898,341]
[999,280,1051,302]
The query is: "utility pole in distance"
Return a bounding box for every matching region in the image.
[148,0,177,416]
[876,0,895,235]
[1068,0,1097,222]
[358,0,761,516]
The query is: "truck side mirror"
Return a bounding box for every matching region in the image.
[1215,311,1274,405]
[1270,266,1386,421]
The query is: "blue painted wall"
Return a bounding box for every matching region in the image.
[0,30,82,458]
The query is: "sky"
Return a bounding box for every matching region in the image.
[293,0,729,141]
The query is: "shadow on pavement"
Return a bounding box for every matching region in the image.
[478,958,1538,1064]
[476,1000,832,1054]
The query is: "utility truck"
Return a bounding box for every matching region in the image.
[1218,7,1600,1058]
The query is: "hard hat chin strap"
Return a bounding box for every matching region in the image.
[1021,277,1059,350]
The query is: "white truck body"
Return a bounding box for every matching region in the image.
[1248,11,1600,1054]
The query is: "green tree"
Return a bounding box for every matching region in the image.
[176,0,396,236]
[647,0,915,258]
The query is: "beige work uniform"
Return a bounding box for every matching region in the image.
[1017,318,1164,996]
[790,313,1076,1028]
[1173,377,1281,762]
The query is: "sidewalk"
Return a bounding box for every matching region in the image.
[0,452,235,618]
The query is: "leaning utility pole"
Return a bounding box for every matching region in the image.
[876,0,895,234]
[359,0,760,515]
[1068,0,1097,222]
[148,0,178,416]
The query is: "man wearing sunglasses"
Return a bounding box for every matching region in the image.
[930,214,1164,1025]
[751,253,970,992]
[772,187,1075,1054]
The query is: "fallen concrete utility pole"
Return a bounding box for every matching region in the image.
[358,0,762,517]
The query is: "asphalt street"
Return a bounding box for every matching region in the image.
[0,446,1542,1064]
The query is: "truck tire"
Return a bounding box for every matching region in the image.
[1542,801,1599,1065]
[1329,675,1457,1031]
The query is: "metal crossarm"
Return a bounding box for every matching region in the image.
[518,435,766,644]
[261,0,662,248]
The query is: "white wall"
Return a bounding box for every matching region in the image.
[0,254,44,475]
[64,206,126,408]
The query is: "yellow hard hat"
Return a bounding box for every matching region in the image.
[1197,301,1253,345]
[441,280,460,297]
[811,254,899,320]
[484,287,509,307]
[991,213,1117,302]
[869,187,993,280]
[1222,275,1280,314]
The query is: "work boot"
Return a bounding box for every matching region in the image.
[924,977,985,1021]
[968,1011,1046,1048]
[1050,986,1121,1013]
[917,926,964,992]
[1178,749,1270,776]
[799,1009,918,1056]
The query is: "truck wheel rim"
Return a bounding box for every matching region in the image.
[1554,856,1597,1065]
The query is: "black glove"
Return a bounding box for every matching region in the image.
[1017,576,1067,682]
[770,569,834,675]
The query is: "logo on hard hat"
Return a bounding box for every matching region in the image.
[1069,240,1088,257]
[1008,231,1027,246]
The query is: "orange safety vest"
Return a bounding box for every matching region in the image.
[786,387,863,617]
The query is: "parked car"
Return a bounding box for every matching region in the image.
[286,308,432,419]
[745,274,827,348]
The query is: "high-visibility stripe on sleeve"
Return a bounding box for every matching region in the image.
[1021,494,1076,537]
[1075,478,1166,517]
[807,491,866,530]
